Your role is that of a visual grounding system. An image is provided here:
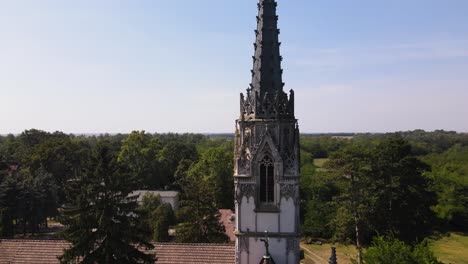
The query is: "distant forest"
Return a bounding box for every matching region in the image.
[0,129,467,259]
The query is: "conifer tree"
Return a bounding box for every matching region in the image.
[59,142,154,264]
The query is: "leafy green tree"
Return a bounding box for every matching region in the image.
[174,158,228,243]
[370,138,436,242]
[151,203,175,242]
[316,138,436,263]
[301,170,338,238]
[29,135,90,194]
[140,193,161,213]
[0,134,19,162]
[59,142,154,264]
[0,174,18,237]
[423,144,468,231]
[158,141,198,188]
[118,131,162,189]
[364,236,441,264]
[326,143,374,263]
[364,236,417,264]
[187,144,233,209]
[412,239,442,264]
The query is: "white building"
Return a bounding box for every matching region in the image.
[131,190,179,210]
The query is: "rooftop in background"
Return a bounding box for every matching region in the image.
[219,209,236,242]
[131,190,179,210]
[0,239,235,264]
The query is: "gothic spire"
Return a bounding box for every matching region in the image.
[251,0,283,96]
[240,0,294,120]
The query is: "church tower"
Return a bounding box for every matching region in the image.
[234,0,300,263]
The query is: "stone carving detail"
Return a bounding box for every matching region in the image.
[287,238,299,253]
[237,143,251,175]
[240,89,295,120]
[239,154,251,171]
[236,184,256,204]
[280,183,299,204]
[239,236,249,253]
[284,152,295,170]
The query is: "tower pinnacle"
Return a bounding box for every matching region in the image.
[251,0,283,95]
[240,0,294,120]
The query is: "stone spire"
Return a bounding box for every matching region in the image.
[251,0,283,96]
[240,0,294,120]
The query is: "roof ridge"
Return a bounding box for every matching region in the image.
[0,239,235,247]
[0,239,67,243]
[155,242,234,246]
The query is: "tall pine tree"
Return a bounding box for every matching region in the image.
[59,142,154,264]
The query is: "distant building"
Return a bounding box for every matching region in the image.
[234,0,300,263]
[131,190,179,210]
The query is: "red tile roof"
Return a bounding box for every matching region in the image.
[0,239,235,264]
[154,243,235,264]
[219,209,236,242]
[0,239,69,264]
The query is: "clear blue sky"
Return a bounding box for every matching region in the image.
[1,0,467,133]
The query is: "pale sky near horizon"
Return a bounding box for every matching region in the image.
[1,0,468,134]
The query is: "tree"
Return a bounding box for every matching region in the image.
[370,138,435,242]
[187,144,234,209]
[412,238,442,264]
[28,135,90,195]
[0,174,18,237]
[118,131,162,189]
[423,144,468,231]
[363,236,441,264]
[151,203,175,242]
[158,141,198,188]
[364,236,417,264]
[174,157,228,243]
[301,170,338,239]
[322,138,436,263]
[326,143,374,263]
[59,142,154,264]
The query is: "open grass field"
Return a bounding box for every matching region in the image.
[431,233,468,264]
[313,158,329,168]
[301,243,357,264]
[300,233,468,264]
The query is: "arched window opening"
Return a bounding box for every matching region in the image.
[260,156,274,203]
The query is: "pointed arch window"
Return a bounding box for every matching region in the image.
[260,155,274,203]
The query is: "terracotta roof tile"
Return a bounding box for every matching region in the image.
[0,239,69,264]
[0,239,235,264]
[153,243,235,264]
[219,209,236,242]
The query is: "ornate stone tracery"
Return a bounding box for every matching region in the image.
[236,183,256,204]
[240,90,295,120]
[279,183,299,205]
[239,237,250,253]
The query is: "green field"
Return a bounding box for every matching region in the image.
[301,233,468,264]
[301,243,357,264]
[313,158,329,168]
[431,233,468,264]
